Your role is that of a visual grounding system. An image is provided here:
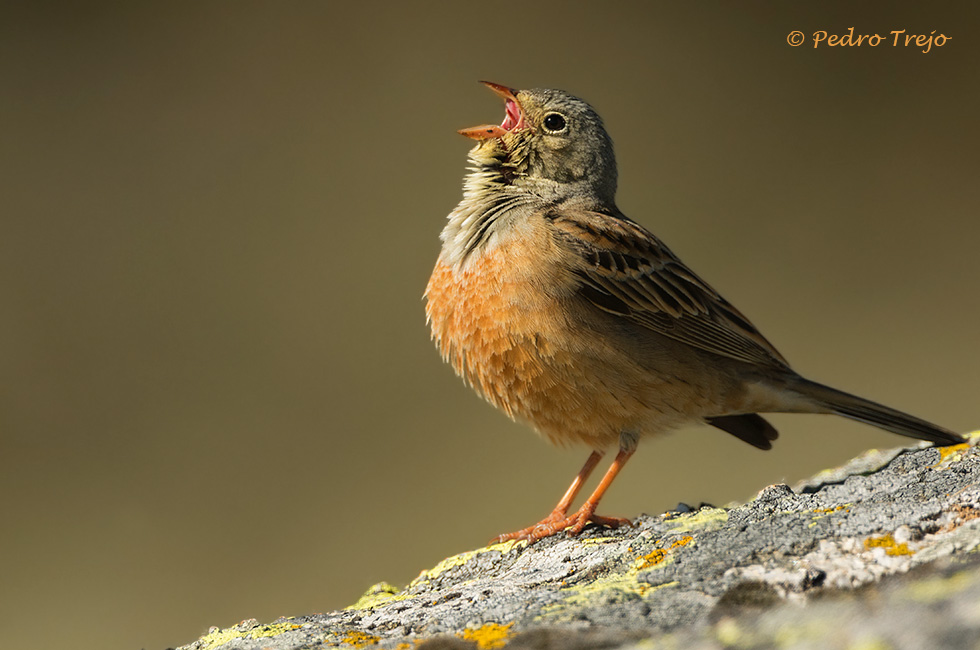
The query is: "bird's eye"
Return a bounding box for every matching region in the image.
[542,112,567,133]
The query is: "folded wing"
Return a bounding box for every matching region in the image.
[549,208,790,370]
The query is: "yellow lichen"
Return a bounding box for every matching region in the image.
[351,541,521,612]
[412,540,518,586]
[458,623,513,649]
[560,571,655,603]
[579,535,622,546]
[539,554,681,616]
[195,621,300,650]
[667,507,728,533]
[864,534,912,556]
[346,581,405,610]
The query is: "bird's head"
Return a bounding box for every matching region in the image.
[459,82,618,208]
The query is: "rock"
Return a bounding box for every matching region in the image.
[178,434,980,650]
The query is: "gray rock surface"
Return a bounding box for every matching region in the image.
[179,435,980,649]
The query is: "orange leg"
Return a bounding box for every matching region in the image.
[492,447,635,544]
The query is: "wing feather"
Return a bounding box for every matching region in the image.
[550,209,789,368]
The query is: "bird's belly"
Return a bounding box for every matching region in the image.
[425,243,713,449]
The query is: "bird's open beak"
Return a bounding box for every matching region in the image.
[458,81,526,141]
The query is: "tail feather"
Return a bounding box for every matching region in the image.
[789,377,964,447]
[707,414,779,450]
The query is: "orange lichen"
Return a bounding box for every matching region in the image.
[342,631,380,648]
[459,623,514,649]
[864,534,912,556]
[931,443,970,468]
[639,549,667,568]
[637,535,693,568]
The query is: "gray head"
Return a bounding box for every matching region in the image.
[459,82,618,208]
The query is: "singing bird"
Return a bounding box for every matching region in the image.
[424,82,964,544]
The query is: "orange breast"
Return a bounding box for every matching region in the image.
[425,235,658,449]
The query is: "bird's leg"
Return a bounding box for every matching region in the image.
[549,449,604,518]
[491,448,635,544]
[491,450,602,544]
[564,447,634,535]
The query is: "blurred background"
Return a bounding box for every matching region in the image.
[2,2,978,649]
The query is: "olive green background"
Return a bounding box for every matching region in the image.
[2,3,977,649]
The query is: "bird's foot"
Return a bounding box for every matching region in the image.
[490,503,632,545]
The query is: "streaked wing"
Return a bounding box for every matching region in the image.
[549,208,789,369]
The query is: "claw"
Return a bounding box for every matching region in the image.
[491,503,632,545]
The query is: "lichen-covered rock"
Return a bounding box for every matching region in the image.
[178,435,980,650]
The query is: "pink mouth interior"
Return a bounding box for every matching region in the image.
[501,99,522,131]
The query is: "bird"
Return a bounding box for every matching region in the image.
[424,81,965,545]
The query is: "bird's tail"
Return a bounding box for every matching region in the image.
[787,377,965,447]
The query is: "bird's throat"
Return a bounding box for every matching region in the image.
[439,158,541,267]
